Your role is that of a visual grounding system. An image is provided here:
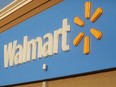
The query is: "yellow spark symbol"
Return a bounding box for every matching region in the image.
[73,1,103,55]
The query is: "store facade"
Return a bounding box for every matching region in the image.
[0,0,116,87]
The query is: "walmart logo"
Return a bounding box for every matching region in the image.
[73,1,103,55]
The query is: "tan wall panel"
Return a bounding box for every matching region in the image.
[13,70,116,87]
[0,0,63,32]
[0,0,48,27]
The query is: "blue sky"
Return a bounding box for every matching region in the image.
[0,0,13,9]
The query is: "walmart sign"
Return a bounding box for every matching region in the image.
[0,0,116,86]
[4,19,70,68]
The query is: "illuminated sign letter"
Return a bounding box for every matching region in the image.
[4,41,17,68]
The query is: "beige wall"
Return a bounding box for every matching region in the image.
[12,69,116,87]
[0,0,63,32]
